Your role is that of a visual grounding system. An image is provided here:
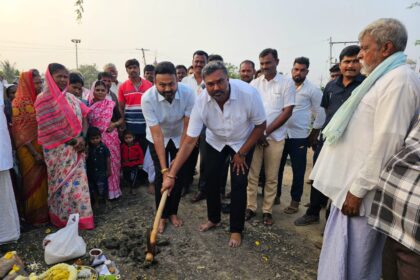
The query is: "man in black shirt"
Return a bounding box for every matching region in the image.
[295,45,365,226]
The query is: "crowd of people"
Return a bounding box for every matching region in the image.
[0,18,419,279]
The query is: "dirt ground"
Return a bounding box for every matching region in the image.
[0,151,326,280]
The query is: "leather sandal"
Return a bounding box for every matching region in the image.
[284,200,299,214]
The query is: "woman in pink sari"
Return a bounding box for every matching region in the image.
[88,81,123,199]
[35,63,94,229]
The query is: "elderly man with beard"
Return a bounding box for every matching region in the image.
[162,61,266,247]
[142,61,195,233]
[311,18,420,279]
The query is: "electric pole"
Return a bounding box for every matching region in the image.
[71,39,81,70]
[328,37,358,66]
[136,48,150,66]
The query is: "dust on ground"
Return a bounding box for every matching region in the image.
[1,153,325,279]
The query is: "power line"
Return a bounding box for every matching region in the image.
[328,37,359,66]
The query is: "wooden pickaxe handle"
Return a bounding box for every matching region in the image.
[150,189,169,244]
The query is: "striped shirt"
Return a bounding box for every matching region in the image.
[118,78,153,135]
[368,119,420,254]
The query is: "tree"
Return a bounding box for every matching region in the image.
[407,1,420,8]
[76,64,99,88]
[75,0,84,22]
[225,62,240,79]
[0,60,20,83]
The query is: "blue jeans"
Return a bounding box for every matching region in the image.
[277,138,308,202]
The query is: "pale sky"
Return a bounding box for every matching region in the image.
[1,0,419,85]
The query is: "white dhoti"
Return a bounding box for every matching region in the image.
[318,206,386,280]
[0,170,20,244]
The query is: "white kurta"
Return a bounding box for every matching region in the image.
[0,84,20,244]
[310,64,420,216]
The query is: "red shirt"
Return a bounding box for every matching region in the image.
[118,78,153,135]
[118,78,152,107]
[121,143,144,167]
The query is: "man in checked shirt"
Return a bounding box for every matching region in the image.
[368,119,420,280]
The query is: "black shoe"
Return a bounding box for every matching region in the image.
[181,185,190,197]
[191,191,206,203]
[294,214,320,226]
[221,203,230,214]
[245,209,256,221]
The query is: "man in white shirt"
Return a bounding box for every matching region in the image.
[162,61,266,247]
[0,80,20,244]
[181,50,208,95]
[312,18,420,279]
[182,50,210,203]
[276,57,325,214]
[142,62,195,233]
[246,48,295,226]
[239,60,256,83]
[104,63,121,95]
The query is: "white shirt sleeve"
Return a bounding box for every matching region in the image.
[311,87,326,129]
[283,78,296,108]
[249,87,267,125]
[184,89,196,117]
[349,80,419,198]
[141,90,159,127]
[186,98,204,137]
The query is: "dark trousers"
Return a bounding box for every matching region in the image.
[277,138,308,202]
[135,134,148,158]
[185,145,199,187]
[122,166,147,188]
[148,140,186,219]
[197,128,207,193]
[204,143,252,233]
[382,237,420,280]
[306,140,329,217]
[88,173,108,199]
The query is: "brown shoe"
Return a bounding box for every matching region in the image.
[191,191,206,203]
[284,200,299,214]
[263,213,274,226]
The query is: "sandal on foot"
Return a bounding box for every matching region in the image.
[284,201,299,214]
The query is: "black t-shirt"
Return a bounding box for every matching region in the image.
[87,142,110,176]
[111,104,121,122]
[321,74,365,129]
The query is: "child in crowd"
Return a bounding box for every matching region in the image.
[68,72,88,106]
[86,127,111,208]
[121,130,145,195]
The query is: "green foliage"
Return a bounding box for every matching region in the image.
[76,64,99,88]
[75,0,84,22]
[407,2,420,8]
[0,60,20,83]
[225,62,240,79]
